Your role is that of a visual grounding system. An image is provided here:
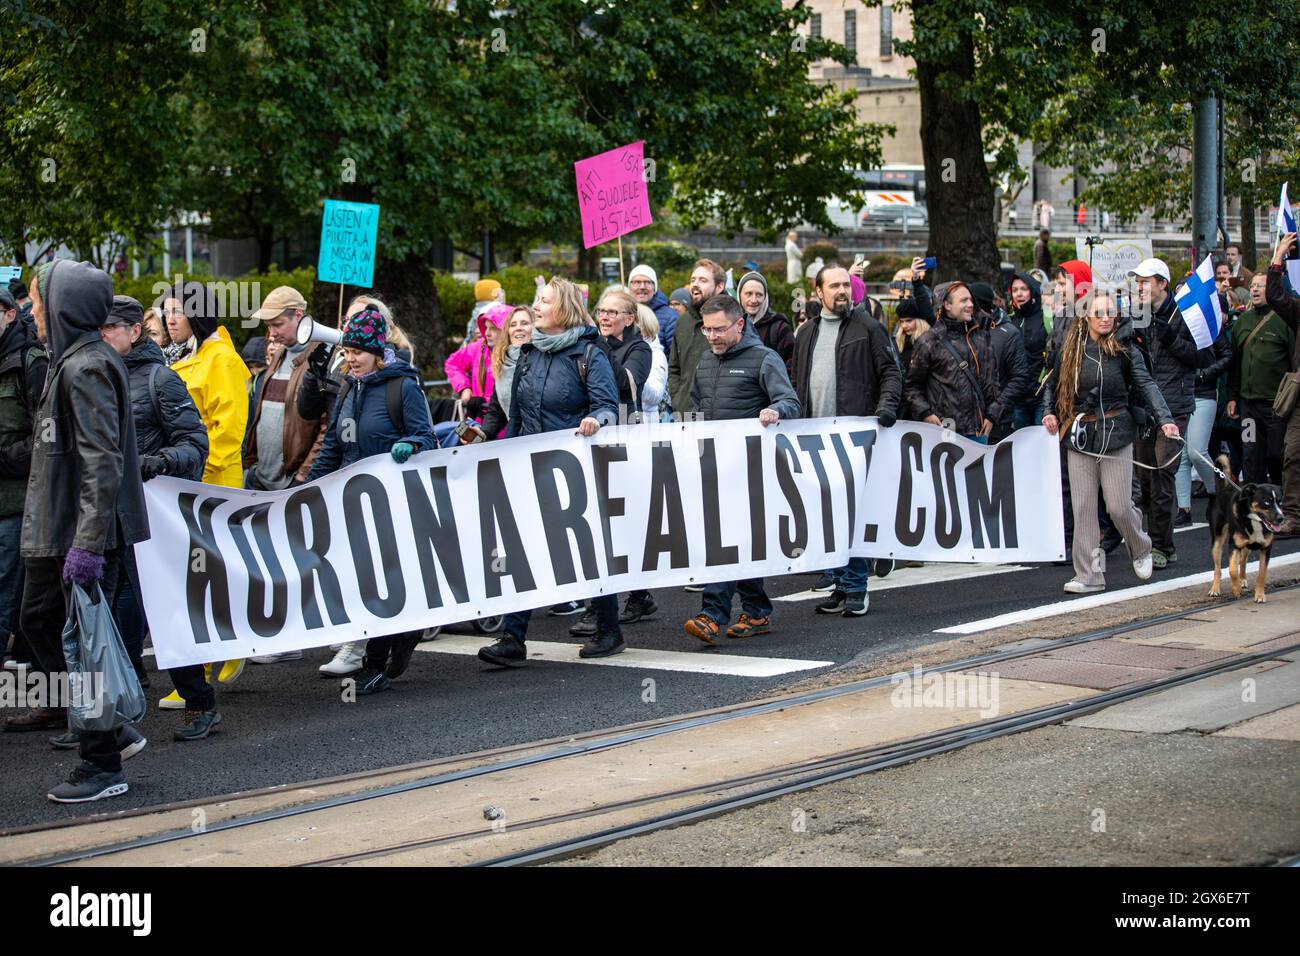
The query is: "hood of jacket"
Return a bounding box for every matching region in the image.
[0,312,41,361]
[1058,259,1093,302]
[1010,271,1043,320]
[36,259,113,367]
[737,271,770,324]
[476,302,511,341]
[123,336,167,372]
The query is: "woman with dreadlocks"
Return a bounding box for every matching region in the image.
[1042,288,1180,593]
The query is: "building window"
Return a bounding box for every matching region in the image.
[880,4,893,58]
[810,13,821,39]
[844,10,857,63]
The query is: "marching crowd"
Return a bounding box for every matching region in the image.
[2,231,1299,802]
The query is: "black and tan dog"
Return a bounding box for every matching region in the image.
[1207,455,1286,603]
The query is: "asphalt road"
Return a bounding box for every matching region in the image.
[3,520,1299,830]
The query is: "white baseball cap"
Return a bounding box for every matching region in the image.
[1127,257,1170,282]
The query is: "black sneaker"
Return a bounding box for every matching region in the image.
[354,668,390,696]
[810,572,836,592]
[174,709,222,742]
[872,558,895,579]
[548,601,584,617]
[49,730,79,750]
[843,592,869,616]
[618,596,658,625]
[579,630,626,659]
[478,637,527,668]
[568,609,598,637]
[384,633,421,680]
[47,764,128,804]
[815,590,847,614]
[1173,508,1191,528]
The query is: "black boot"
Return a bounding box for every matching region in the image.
[579,630,626,659]
[478,636,527,668]
[174,709,222,742]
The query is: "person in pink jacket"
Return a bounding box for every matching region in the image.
[445,302,508,404]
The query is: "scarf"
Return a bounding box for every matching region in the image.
[531,325,586,354]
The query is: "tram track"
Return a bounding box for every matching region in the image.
[12,587,1297,867]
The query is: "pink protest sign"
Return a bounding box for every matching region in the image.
[574,141,653,249]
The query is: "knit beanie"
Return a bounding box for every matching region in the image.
[340,306,387,356]
[628,264,658,289]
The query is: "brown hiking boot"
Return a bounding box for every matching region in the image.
[727,614,771,639]
[684,614,721,645]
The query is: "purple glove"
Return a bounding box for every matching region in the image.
[63,548,105,586]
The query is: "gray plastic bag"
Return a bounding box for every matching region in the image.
[61,581,147,733]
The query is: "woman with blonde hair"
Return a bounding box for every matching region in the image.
[481,305,534,437]
[1042,288,1180,593]
[477,276,625,667]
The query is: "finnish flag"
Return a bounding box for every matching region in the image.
[1174,255,1223,350]
[1279,182,1300,289]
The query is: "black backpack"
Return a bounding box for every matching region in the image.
[334,376,406,435]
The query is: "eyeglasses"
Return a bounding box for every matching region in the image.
[701,318,740,337]
[595,308,634,318]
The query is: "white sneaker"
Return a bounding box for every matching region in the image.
[1063,580,1105,594]
[250,650,304,664]
[319,641,366,677]
[1133,552,1153,581]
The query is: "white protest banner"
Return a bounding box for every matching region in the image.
[1074,237,1152,289]
[137,420,1064,669]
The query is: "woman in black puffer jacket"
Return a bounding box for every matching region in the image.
[1042,290,1180,594]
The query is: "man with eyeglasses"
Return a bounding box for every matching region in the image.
[627,264,677,351]
[682,295,800,645]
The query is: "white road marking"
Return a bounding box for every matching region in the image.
[775,562,1030,602]
[935,552,1300,635]
[415,635,834,677]
[1175,522,1209,533]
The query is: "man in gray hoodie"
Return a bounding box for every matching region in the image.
[683,295,800,644]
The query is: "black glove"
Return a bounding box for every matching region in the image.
[876,408,897,428]
[465,395,486,419]
[307,342,333,379]
[140,454,168,480]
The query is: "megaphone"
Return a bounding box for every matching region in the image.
[296,315,343,347]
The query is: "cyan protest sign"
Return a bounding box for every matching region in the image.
[317,200,380,288]
[0,266,22,284]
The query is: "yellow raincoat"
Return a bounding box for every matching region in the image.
[172,326,250,487]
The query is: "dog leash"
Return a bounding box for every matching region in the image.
[1185,444,1242,491]
[1066,415,1186,471]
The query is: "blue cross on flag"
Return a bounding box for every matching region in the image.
[1174,254,1222,350]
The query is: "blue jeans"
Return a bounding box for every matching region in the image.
[0,514,22,640]
[1013,400,1044,431]
[831,557,871,595]
[1176,397,1218,509]
[702,578,772,626]
[111,545,146,665]
[504,593,621,646]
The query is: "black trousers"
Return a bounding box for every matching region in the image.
[1241,398,1286,486]
[21,553,123,775]
[1135,414,1189,555]
[362,631,421,672]
[168,664,215,711]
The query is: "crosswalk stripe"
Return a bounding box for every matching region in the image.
[775,562,1030,602]
[414,635,834,677]
[934,552,1300,635]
